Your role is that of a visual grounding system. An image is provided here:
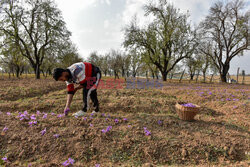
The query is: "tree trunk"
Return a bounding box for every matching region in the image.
[203,71,206,82]
[220,64,229,83]
[162,74,167,81]
[190,74,194,80]
[36,64,40,79]
[33,64,41,79]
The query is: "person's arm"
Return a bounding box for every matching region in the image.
[65,93,73,110]
[64,82,75,111]
[74,84,84,92]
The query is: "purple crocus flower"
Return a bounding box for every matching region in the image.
[95,164,100,167]
[43,114,47,119]
[123,118,128,121]
[7,112,11,116]
[41,128,46,136]
[2,157,7,162]
[101,113,105,117]
[128,125,131,128]
[57,114,64,118]
[144,127,151,136]
[62,158,75,166]
[30,115,36,120]
[114,119,119,123]
[53,134,60,138]
[36,110,41,115]
[102,126,112,133]
[2,126,8,132]
[90,123,93,127]
[51,112,55,116]
[64,108,70,116]
[29,121,37,127]
[158,120,163,125]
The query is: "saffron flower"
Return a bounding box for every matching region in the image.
[30,115,36,120]
[53,134,60,138]
[64,108,70,116]
[41,128,46,136]
[144,127,151,136]
[158,120,163,125]
[18,111,29,120]
[2,127,8,132]
[101,126,112,133]
[43,114,47,119]
[2,157,7,162]
[57,114,64,118]
[29,121,37,127]
[62,158,75,166]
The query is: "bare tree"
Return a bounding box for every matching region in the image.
[199,0,249,82]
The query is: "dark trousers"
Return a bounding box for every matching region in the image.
[82,67,101,112]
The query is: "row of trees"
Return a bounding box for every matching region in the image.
[88,0,249,82]
[0,0,249,82]
[0,0,82,78]
[123,0,249,82]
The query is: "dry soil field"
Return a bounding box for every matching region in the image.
[0,77,249,167]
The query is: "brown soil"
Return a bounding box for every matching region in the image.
[0,78,249,166]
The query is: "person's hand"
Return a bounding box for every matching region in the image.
[64,107,70,116]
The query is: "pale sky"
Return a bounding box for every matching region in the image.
[54,0,250,74]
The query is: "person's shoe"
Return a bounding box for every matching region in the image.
[91,110,99,115]
[73,110,86,117]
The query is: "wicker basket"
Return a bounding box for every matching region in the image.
[175,102,200,121]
